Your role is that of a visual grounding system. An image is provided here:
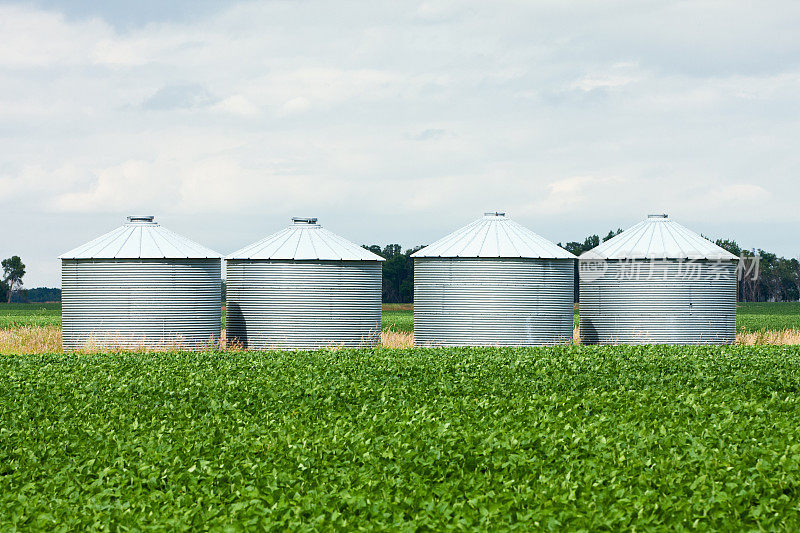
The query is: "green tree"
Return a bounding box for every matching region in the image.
[559,235,603,303]
[364,245,382,257]
[25,287,61,303]
[362,244,425,302]
[2,256,26,303]
[603,228,623,242]
[714,238,742,257]
[560,235,600,257]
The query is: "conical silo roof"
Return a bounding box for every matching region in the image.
[59,216,222,259]
[411,212,575,259]
[580,214,738,261]
[226,217,384,261]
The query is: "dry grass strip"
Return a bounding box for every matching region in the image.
[0,326,62,354]
[736,328,800,346]
[382,303,414,312]
[381,330,414,349]
[4,325,800,354]
[0,326,229,354]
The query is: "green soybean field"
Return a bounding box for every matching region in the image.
[0,303,61,329]
[2,346,800,530]
[736,302,800,332]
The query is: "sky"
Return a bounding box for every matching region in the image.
[2,0,800,287]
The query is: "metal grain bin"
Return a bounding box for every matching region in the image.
[579,214,738,345]
[412,212,576,346]
[225,217,383,350]
[59,216,222,350]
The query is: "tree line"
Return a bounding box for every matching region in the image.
[557,229,624,302]
[557,232,794,303]
[362,244,425,303]
[711,240,799,303]
[363,233,799,304]
[4,235,799,305]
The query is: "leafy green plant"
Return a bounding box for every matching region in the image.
[0,303,61,329]
[737,302,800,332]
[1,346,799,530]
[381,310,414,332]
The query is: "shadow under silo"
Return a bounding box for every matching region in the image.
[226,302,248,349]
[580,319,599,345]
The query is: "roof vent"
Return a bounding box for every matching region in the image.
[292,217,319,225]
[483,212,506,217]
[647,214,669,219]
[126,215,156,224]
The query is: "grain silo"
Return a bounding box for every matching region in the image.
[412,212,576,346]
[579,214,738,345]
[59,216,222,350]
[225,217,383,350]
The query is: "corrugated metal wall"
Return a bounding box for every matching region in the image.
[226,260,382,350]
[579,260,737,345]
[61,259,221,350]
[414,258,574,346]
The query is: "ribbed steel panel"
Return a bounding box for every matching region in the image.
[579,260,737,345]
[414,258,574,346]
[61,259,221,350]
[226,260,382,350]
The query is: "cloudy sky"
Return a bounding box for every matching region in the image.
[2,0,799,287]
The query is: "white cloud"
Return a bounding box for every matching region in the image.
[570,74,641,92]
[2,0,800,287]
[51,160,181,212]
[210,95,260,116]
[706,184,771,206]
[92,38,149,67]
[252,68,416,114]
[142,84,213,110]
[0,164,94,202]
[279,96,310,116]
[525,175,629,215]
[0,5,112,67]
